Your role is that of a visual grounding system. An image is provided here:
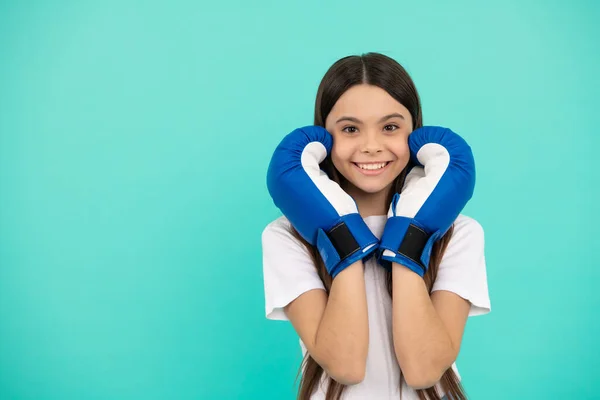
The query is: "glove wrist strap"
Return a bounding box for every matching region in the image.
[316,213,378,278]
[378,216,436,276]
[397,223,429,267]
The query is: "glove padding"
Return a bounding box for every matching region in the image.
[267,125,379,278]
[377,126,476,276]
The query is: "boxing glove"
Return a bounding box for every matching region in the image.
[377,126,476,277]
[267,125,379,278]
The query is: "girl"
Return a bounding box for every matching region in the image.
[262,52,490,400]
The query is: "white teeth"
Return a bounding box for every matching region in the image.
[356,162,387,170]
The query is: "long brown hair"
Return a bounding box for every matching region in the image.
[289,53,466,400]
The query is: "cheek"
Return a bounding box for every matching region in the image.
[389,139,410,163]
[331,140,354,167]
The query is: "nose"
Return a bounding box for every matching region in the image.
[361,131,383,154]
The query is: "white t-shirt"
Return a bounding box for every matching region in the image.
[261,214,491,400]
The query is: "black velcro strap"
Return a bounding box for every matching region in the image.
[327,222,360,260]
[397,224,428,267]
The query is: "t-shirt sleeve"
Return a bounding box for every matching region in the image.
[431,215,491,317]
[261,218,326,321]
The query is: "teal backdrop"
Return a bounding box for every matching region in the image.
[1,1,598,399]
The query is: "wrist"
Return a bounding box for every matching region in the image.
[392,262,423,279]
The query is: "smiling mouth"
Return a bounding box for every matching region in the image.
[353,161,391,171]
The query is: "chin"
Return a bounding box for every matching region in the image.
[347,179,392,195]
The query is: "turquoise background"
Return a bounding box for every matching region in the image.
[0,1,598,399]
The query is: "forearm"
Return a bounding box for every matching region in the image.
[315,261,369,383]
[391,263,455,388]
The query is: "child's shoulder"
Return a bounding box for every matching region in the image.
[449,214,485,248]
[262,215,292,235]
[454,214,484,232]
[261,215,299,247]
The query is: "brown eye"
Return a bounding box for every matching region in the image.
[342,126,358,134]
[384,124,399,132]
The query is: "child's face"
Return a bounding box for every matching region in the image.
[324,84,413,196]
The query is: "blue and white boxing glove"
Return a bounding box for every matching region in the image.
[377,126,476,277]
[267,125,379,278]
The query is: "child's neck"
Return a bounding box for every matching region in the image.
[344,185,391,218]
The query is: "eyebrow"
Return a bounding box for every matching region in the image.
[335,112,405,124]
